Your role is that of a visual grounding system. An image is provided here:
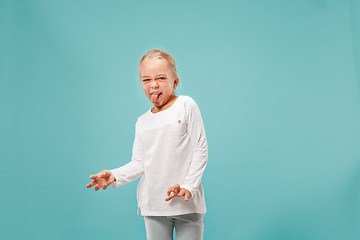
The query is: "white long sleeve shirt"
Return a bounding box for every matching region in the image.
[110,95,208,216]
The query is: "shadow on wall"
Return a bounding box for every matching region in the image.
[252,159,360,240]
[310,0,360,91]
[345,158,360,239]
[350,0,360,91]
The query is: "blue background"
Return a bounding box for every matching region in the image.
[1,0,360,239]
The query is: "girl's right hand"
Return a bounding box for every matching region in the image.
[165,184,192,202]
[86,170,116,191]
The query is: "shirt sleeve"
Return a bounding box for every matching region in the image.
[180,100,208,197]
[110,119,144,188]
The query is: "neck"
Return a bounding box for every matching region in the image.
[152,95,178,113]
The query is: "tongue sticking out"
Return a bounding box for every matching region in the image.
[151,93,161,103]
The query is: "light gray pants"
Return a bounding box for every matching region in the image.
[144,213,204,240]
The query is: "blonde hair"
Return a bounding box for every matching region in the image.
[139,49,179,83]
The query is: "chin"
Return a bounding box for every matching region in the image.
[155,102,163,107]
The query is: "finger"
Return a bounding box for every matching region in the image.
[99,170,108,178]
[167,187,173,196]
[173,184,179,191]
[102,183,109,190]
[178,189,185,197]
[86,181,96,188]
[185,192,191,202]
[170,192,176,200]
[168,192,176,201]
[89,174,98,179]
[95,185,101,191]
[165,192,175,201]
[167,186,177,196]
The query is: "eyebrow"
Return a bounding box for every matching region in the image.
[141,74,167,78]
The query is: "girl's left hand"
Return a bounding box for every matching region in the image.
[165,184,192,202]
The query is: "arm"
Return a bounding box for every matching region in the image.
[110,120,145,188]
[180,100,208,197]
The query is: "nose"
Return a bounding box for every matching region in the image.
[150,79,159,88]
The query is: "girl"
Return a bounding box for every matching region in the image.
[86,49,208,240]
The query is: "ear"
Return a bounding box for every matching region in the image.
[173,77,179,89]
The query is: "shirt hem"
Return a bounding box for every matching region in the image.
[139,208,207,217]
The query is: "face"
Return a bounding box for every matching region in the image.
[140,58,179,112]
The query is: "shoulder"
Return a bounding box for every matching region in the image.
[178,95,204,120]
[135,109,151,128]
[179,95,198,108]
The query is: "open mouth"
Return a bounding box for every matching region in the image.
[151,92,162,103]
